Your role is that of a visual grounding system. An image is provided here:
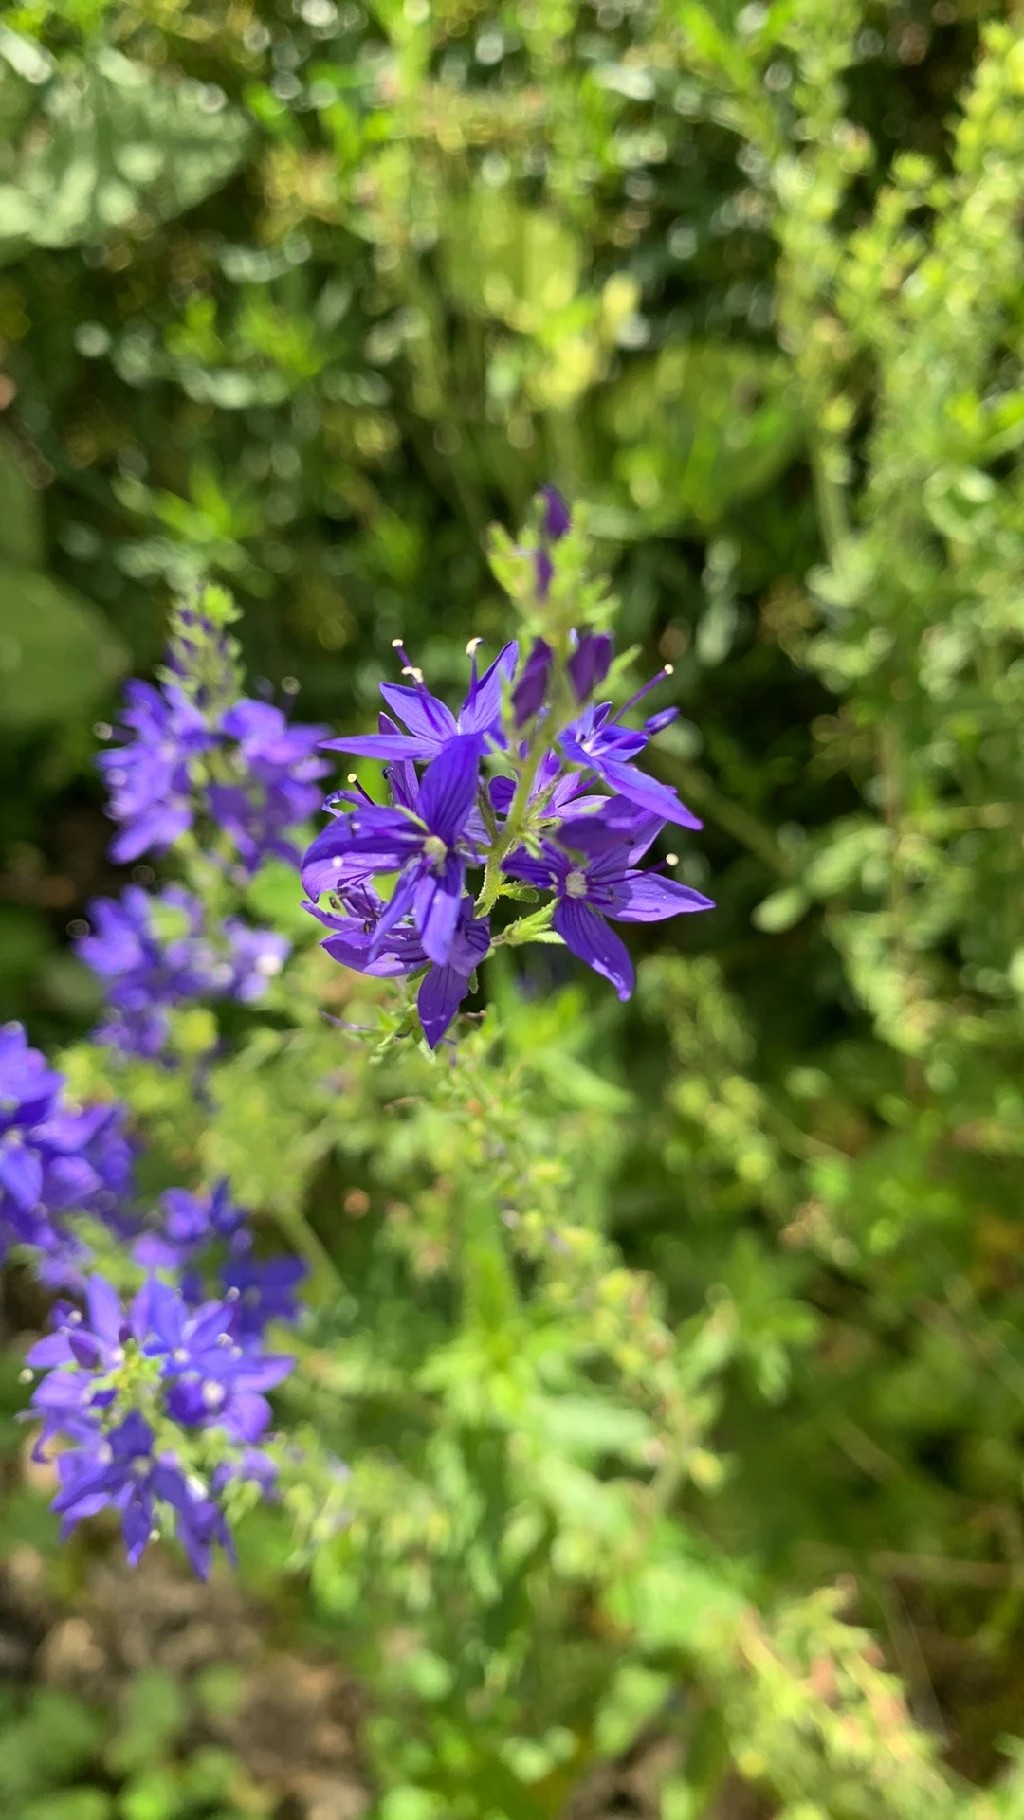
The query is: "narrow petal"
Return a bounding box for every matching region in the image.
[554,899,634,1001]
[322,932,419,978]
[414,854,465,965]
[85,1276,124,1348]
[418,965,471,1048]
[501,848,562,891]
[567,633,614,704]
[512,639,552,727]
[459,641,519,735]
[608,872,715,922]
[417,735,484,845]
[379,682,457,743]
[368,869,420,957]
[320,732,436,761]
[0,1141,42,1211]
[594,757,703,830]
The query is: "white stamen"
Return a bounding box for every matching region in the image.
[347,773,359,784]
[465,636,483,656]
[401,665,425,684]
[201,1380,226,1410]
[663,663,674,675]
[391,638,403,649]
[665,852,679,866]
[565,869,588,899]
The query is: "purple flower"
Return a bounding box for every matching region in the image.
[322,641,517,767]
[307,890,490,1048]
[560,681,701,830]
[0,1021,64,1214]
[28,1274,294,1577]
[503,803,714,1000]
[208,700,330,873]
[512,639,553,728]
[535,486,571,600]
[0,1025,135,1263]
[100,671,329,872]
[301,735,484,966]
[222,1255,306,1338]
[49,1410,239,1578]
[140,1279,292,1441]
[567,632,613,704]
[76,886,290,1058]
[98,681,215,863]
[540,485,571,542]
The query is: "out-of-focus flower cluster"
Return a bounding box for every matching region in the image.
[301,490,714,1046]
[99,594,329,871]
[6,589,328,1575]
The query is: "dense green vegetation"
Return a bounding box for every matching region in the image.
[1,2,1024,1816]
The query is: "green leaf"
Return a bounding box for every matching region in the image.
[443,192,580,330]
[0,567,127,729]
[0,437,45,568]
[22,1793,113,1820]
[595,342,804,532]
[0,48,249,261]
[752,884,810,933]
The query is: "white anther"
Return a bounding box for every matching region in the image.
[565,869,588,899]
[391,638,403,649]
[663,662,674,675]
[401,665,424,684]
[465,636,483,656]
[665,852,679,866]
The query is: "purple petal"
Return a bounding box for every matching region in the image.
[554,899,634,1001]
[512,640,552,727]
[460,642,519,735]
[417,965,471,1048]
[593,758,703,830]
[85,1276,125,1348]
[320,732,437,761]
[539,485,571,540]
[416,735,483,845]
[368,869,421,957]
[0,1141,42,1211]
[608,873,715,921]
[379,682,457,744]
[567,633,614,704]
[414,854,465,966]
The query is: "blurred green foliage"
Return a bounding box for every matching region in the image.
[2,0,1024,1816]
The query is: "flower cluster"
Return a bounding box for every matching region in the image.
[28,1276,291,1576]
[75,885,289,1059]
[0,1022,134,1265]
[99,597,328,871]
[301,494,713,1045]
[133,1179,305,1344]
